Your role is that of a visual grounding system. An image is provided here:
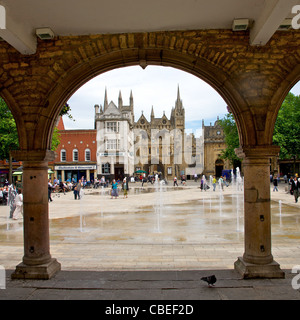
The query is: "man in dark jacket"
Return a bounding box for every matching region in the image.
[273,175,278,192]
[291,176,299,203]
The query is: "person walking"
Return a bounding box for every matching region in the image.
[141,176,147,187]
[74,179,82,200]
[212,176,217,192]
[12,189,23,220]
[200,176,204,191]
[219,176,224,190]
[194,173,198,182]
[291,176,299,203]
[173,176,178,187]
[48,179,53,202]
[289,176,294,195]
[111,179,119,199]
[273,175,278,192]
[223,176,229,187]
[76,179,82,200]
[181,174,186,186]
[122,177,129,198]
[73,185,78,200]
[8,186,17,218]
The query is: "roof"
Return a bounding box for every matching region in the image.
[104,101,121,116]
[0,0,298,54]
[56,116,65,131]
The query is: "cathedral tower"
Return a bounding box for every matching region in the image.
[173,85,185,131]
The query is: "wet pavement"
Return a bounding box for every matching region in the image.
[0,181,299,300]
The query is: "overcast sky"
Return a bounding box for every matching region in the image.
[65,65,300,135]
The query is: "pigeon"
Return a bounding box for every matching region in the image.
[201,275,217,287]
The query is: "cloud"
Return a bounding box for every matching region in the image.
[64,65,228,130]
[65,65,300,131]
[291,81,300,95]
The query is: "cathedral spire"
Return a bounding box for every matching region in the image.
[177,84,181,102]
[118,90,123,109]
[129,90,134,112]
[175,84,183,111]
[151,105,155,120]
[104,87,108,111]
[130,89,133,104]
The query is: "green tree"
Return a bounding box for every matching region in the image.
[60,103,74,122]
[273,92,300,173]
[0,98,20,183]
[218,113,241,168]
[0,98,19,159]
[219,92,300,173]
[0,97,73,182]
[51,127,61,151]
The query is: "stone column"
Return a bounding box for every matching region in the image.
[86,169,90,182]
[11,150,61,279]
[234,146,284,278]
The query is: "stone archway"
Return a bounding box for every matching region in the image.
[2,30,300,279]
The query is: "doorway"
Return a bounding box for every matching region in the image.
[215,159,224,177]
[114,165,124,181]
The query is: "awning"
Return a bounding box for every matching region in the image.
[12,171,22,176]
[12,169,54,175]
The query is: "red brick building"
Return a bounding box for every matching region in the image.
[50,117,97,183]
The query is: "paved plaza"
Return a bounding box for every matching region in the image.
[0,181,299,300]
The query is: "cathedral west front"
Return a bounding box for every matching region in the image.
[93,86,230,181]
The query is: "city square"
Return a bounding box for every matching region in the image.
[0,180,299,299]
[0,0,300,302]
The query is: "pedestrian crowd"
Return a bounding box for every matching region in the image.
[48,177,93,202]
[271,173,299,203]
[3,171,299,216]
[0,184,23,219]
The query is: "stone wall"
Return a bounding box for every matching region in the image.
[0,30,300,154]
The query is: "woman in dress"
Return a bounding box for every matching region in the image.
[111,179,119,199]
[13,189,23,220]
[122,177,128,198]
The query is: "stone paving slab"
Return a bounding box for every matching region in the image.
[0,269,299,300]
[0,182,299,301]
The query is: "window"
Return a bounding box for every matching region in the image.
[102,163,110,174]
[73,149,78,161]
[106,139,120,150]
[61,149,66,162]
[85,149,91,161]
[106,122,119,133]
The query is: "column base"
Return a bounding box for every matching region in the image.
[11,258,61,280]
[234,257,285,279]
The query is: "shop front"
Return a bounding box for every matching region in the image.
[54,165,97,183]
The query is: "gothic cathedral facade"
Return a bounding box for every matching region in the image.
[94,87,230,181]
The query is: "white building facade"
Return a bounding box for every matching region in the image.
[95,89,134,181]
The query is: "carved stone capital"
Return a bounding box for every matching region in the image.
[12,149,55,162]
[235,145,280,159]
